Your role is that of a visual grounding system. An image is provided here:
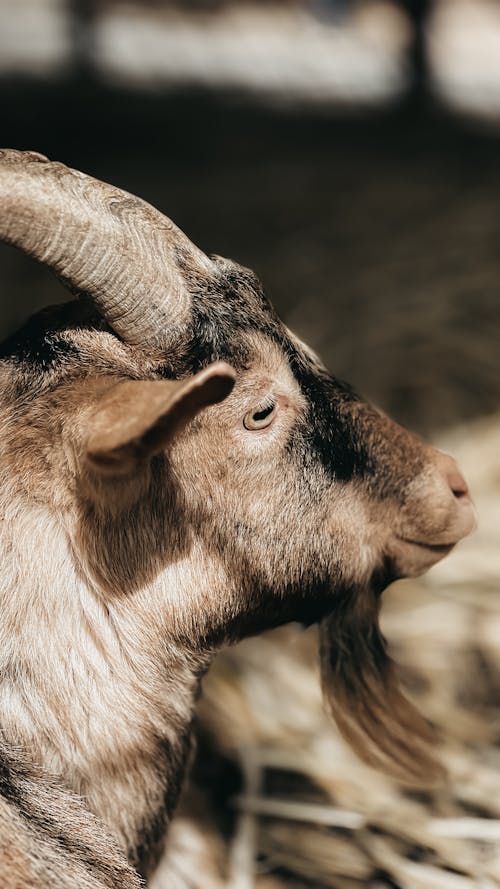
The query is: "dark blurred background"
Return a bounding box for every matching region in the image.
[2,0,500,434]
[3,4,500,888]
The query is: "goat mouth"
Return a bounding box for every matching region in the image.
[397,536,455,555]
[389,535,456,578]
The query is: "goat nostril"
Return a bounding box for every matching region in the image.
[447,471,469,500]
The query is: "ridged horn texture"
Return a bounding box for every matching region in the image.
[0,149,215,348]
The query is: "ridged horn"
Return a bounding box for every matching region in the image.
[0,149,214,348]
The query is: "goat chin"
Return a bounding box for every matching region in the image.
[319,586,444,786]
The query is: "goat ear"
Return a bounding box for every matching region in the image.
[319,593,445,786]
[86,362,236,476]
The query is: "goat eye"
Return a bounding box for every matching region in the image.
[243,401,277,431]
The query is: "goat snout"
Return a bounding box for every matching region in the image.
[388,449,476,578]
[430,450,476,543]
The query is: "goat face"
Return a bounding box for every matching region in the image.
[0,151,475,785]
[158,267,474,626]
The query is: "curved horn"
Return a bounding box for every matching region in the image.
[0,149,214,348]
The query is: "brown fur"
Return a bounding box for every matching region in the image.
[0,154,475,885]
[0,744,141,889]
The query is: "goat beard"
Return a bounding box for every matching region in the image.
[319,588,445,785]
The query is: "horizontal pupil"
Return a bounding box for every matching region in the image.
[253,403,274,421]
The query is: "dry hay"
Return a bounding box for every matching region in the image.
[153,413,500,889]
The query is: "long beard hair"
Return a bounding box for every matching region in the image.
[319,588,444,785]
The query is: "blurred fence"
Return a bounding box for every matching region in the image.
[1,1,500,118]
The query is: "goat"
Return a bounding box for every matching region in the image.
[0,149,475,887]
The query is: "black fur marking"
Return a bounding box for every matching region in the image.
[187,278,370,482]
[0,321,78,370]
[286,352,373,482]
[173,259,372,483]
[178,259,283,374]
[0,301,108,370]
[131,724,194,877]
[0,755,22,808]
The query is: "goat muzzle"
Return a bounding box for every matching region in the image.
[388,449,476,577]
